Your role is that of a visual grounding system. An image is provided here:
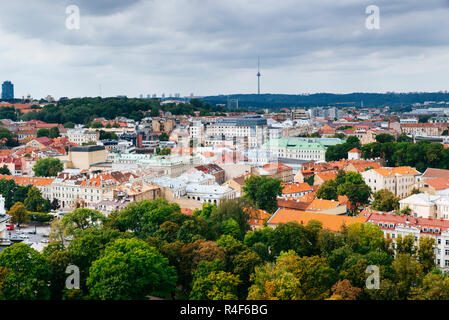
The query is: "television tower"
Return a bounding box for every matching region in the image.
[257,57,261,95]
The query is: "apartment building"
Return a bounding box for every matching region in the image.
[64,129,100,145]
[188,121,205,145]
[0,175,54,199]
[363,210,449,271]
[263,138,327,162]
[51,172,118,209]
[361,166,421,198]
[205,115,268,149]
[399,192,449,220]
[401,123,445,136]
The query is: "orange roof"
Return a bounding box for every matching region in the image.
[374,166,420,177]
[181,208,193,216]
[80,174,116,187]
[268,209,366,231]
[13,104,34,109]
[263,162,292,173]
[338,195,350,206]
[282,182,312,195]
[315,171,337,182]
[0,175,54,186]
[348,148,361,153]
[298,192,316,202]
[19,109,41,114]
[247,209,272,227]
[425,178,449,190]
[350,161,382,172]
[306,198,341,212]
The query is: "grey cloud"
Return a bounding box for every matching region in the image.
[0,0,448,98]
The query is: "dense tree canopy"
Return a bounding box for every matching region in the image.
[0,243,51,300]
[361,140,449,172]
[21,97,228,125]
[1,198,446,301]
[33,158,63,177]
[242,175,283,213]
[87,238,177,300]
[325,136,361,161]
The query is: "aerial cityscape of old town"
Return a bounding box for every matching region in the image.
[1,0,449,309]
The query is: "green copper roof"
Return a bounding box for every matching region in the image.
[263,138,328,151]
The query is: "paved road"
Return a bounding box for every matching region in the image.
[6,224,51,246]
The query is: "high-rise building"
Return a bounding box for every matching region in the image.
[1,81,14,100]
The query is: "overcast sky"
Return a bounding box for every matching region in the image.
[1,0,449,99]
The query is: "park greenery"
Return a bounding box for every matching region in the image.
[33,158,64,177]
[0,196,444,300]
[20,97,230,125]
[315,170,372,214]
[325,134,449,173]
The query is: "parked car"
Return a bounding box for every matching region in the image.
[6,224,14,230]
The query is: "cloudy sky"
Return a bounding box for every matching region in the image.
[0,0,448,99]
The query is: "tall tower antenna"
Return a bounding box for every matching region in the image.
[257,57,261,95]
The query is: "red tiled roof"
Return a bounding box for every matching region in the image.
[268,209,365,231]
[282,182,313,195]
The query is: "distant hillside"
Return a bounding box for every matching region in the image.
[201,92,449,109]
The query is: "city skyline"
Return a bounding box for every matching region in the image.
[0,0,449,99]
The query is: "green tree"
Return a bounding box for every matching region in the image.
[49,126,60,138]
[304,175,315,186]
[0,179,31,210]
[376,133,395,143]
[36,128,50,137]
[0,243,51,299]
[398,206,412,216]
[61,208,106,236]
[269,222,314,257]
[90,121,104,128]
[63,122,76,128]
[24,186,50,213]
[87,238,177,299]
[189,271,240,300]
[242,175,283,213]
[8,202,29,227]
[391,253,424,299]
[208,198,251,240]
[248,251,337,300]
[0,165,11,175]
[42,242,72,300]
[417,237,436,274]
[336,171,372,213]
[0,127,18,147]
[395,234,416,256]
[33,158,63,177]
[410,272,449,300]
[159,132,169,141]
[67,228,128,293]
[397,133,412,142]
[371,189,400,212]
[110,198,181,238]
[316,179,338,200]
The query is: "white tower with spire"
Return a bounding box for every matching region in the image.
[257,57,261,95]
